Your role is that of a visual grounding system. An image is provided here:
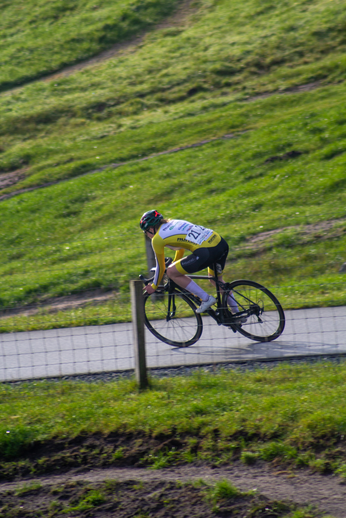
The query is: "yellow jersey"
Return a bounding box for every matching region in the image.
[151,219,221,289]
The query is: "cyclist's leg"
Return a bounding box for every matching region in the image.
[166,264,192,289]
[207,237,228,288]
[167,239,231,312]
[207,239,239,313]
[167,250,212,302]
[167,264,211,304]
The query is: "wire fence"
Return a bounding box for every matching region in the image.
[0,216,346,383]
[1,295,346,384]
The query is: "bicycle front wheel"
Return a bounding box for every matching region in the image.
[222,280,285,342]
[144,291,203,347]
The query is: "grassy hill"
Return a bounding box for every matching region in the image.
[0,0,346,331]
[0,0,180,91]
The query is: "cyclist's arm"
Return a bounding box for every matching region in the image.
[151,248,184,289]
[150,235,166,289]
[151,251,165,289]
[152,247,185,288]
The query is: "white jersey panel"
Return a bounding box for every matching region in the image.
[159,220,213,245]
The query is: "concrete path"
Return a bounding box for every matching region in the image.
[0,306,345,382]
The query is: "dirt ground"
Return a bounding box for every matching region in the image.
[0,464,343,517]
[0,434,346,517]
[0,477,327,518]
[0,288,116,320]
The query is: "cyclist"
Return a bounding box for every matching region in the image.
[139,209,239,314]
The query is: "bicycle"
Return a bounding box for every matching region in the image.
[140,259,285,347]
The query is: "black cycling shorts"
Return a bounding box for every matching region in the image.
[179,237,229,275]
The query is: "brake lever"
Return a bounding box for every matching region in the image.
[140,257,172,287]
[139,274,154,286]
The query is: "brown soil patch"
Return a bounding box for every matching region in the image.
[0,478,317,518]
[0,434,344,517]
[0,289,115,320]
[239,218,346,254]
[0,180,59,202]
[244,80,325,102]
[264,149,303,163]
[0,168,28,190]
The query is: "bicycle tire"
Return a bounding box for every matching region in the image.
[222,280,285,342]
[144,291,203,347]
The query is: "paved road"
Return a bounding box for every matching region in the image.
[0,306,345,382]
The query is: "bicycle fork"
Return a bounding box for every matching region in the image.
[166,292,177,321]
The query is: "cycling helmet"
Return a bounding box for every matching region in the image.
[139,210,163,231]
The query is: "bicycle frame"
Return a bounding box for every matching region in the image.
[166,267,239,329]
[141,263,286,344]
[141,263,258,329]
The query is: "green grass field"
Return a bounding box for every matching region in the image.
[0,0,345,333]
[1,361,346,481]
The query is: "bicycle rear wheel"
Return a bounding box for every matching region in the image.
[222,280,285,342]
[144,291,203,347]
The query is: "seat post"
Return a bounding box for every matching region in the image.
[213,262,218,281]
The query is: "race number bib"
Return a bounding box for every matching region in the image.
[186,225,213,245]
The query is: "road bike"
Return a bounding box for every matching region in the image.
[140,261,285,347]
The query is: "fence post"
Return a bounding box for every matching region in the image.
[130,279,148,389]
[145,234,156,274]
[145,233,158,301]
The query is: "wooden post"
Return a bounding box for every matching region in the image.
[145,233,157,301]
[145,234,156,274]
[130,279,148,389]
